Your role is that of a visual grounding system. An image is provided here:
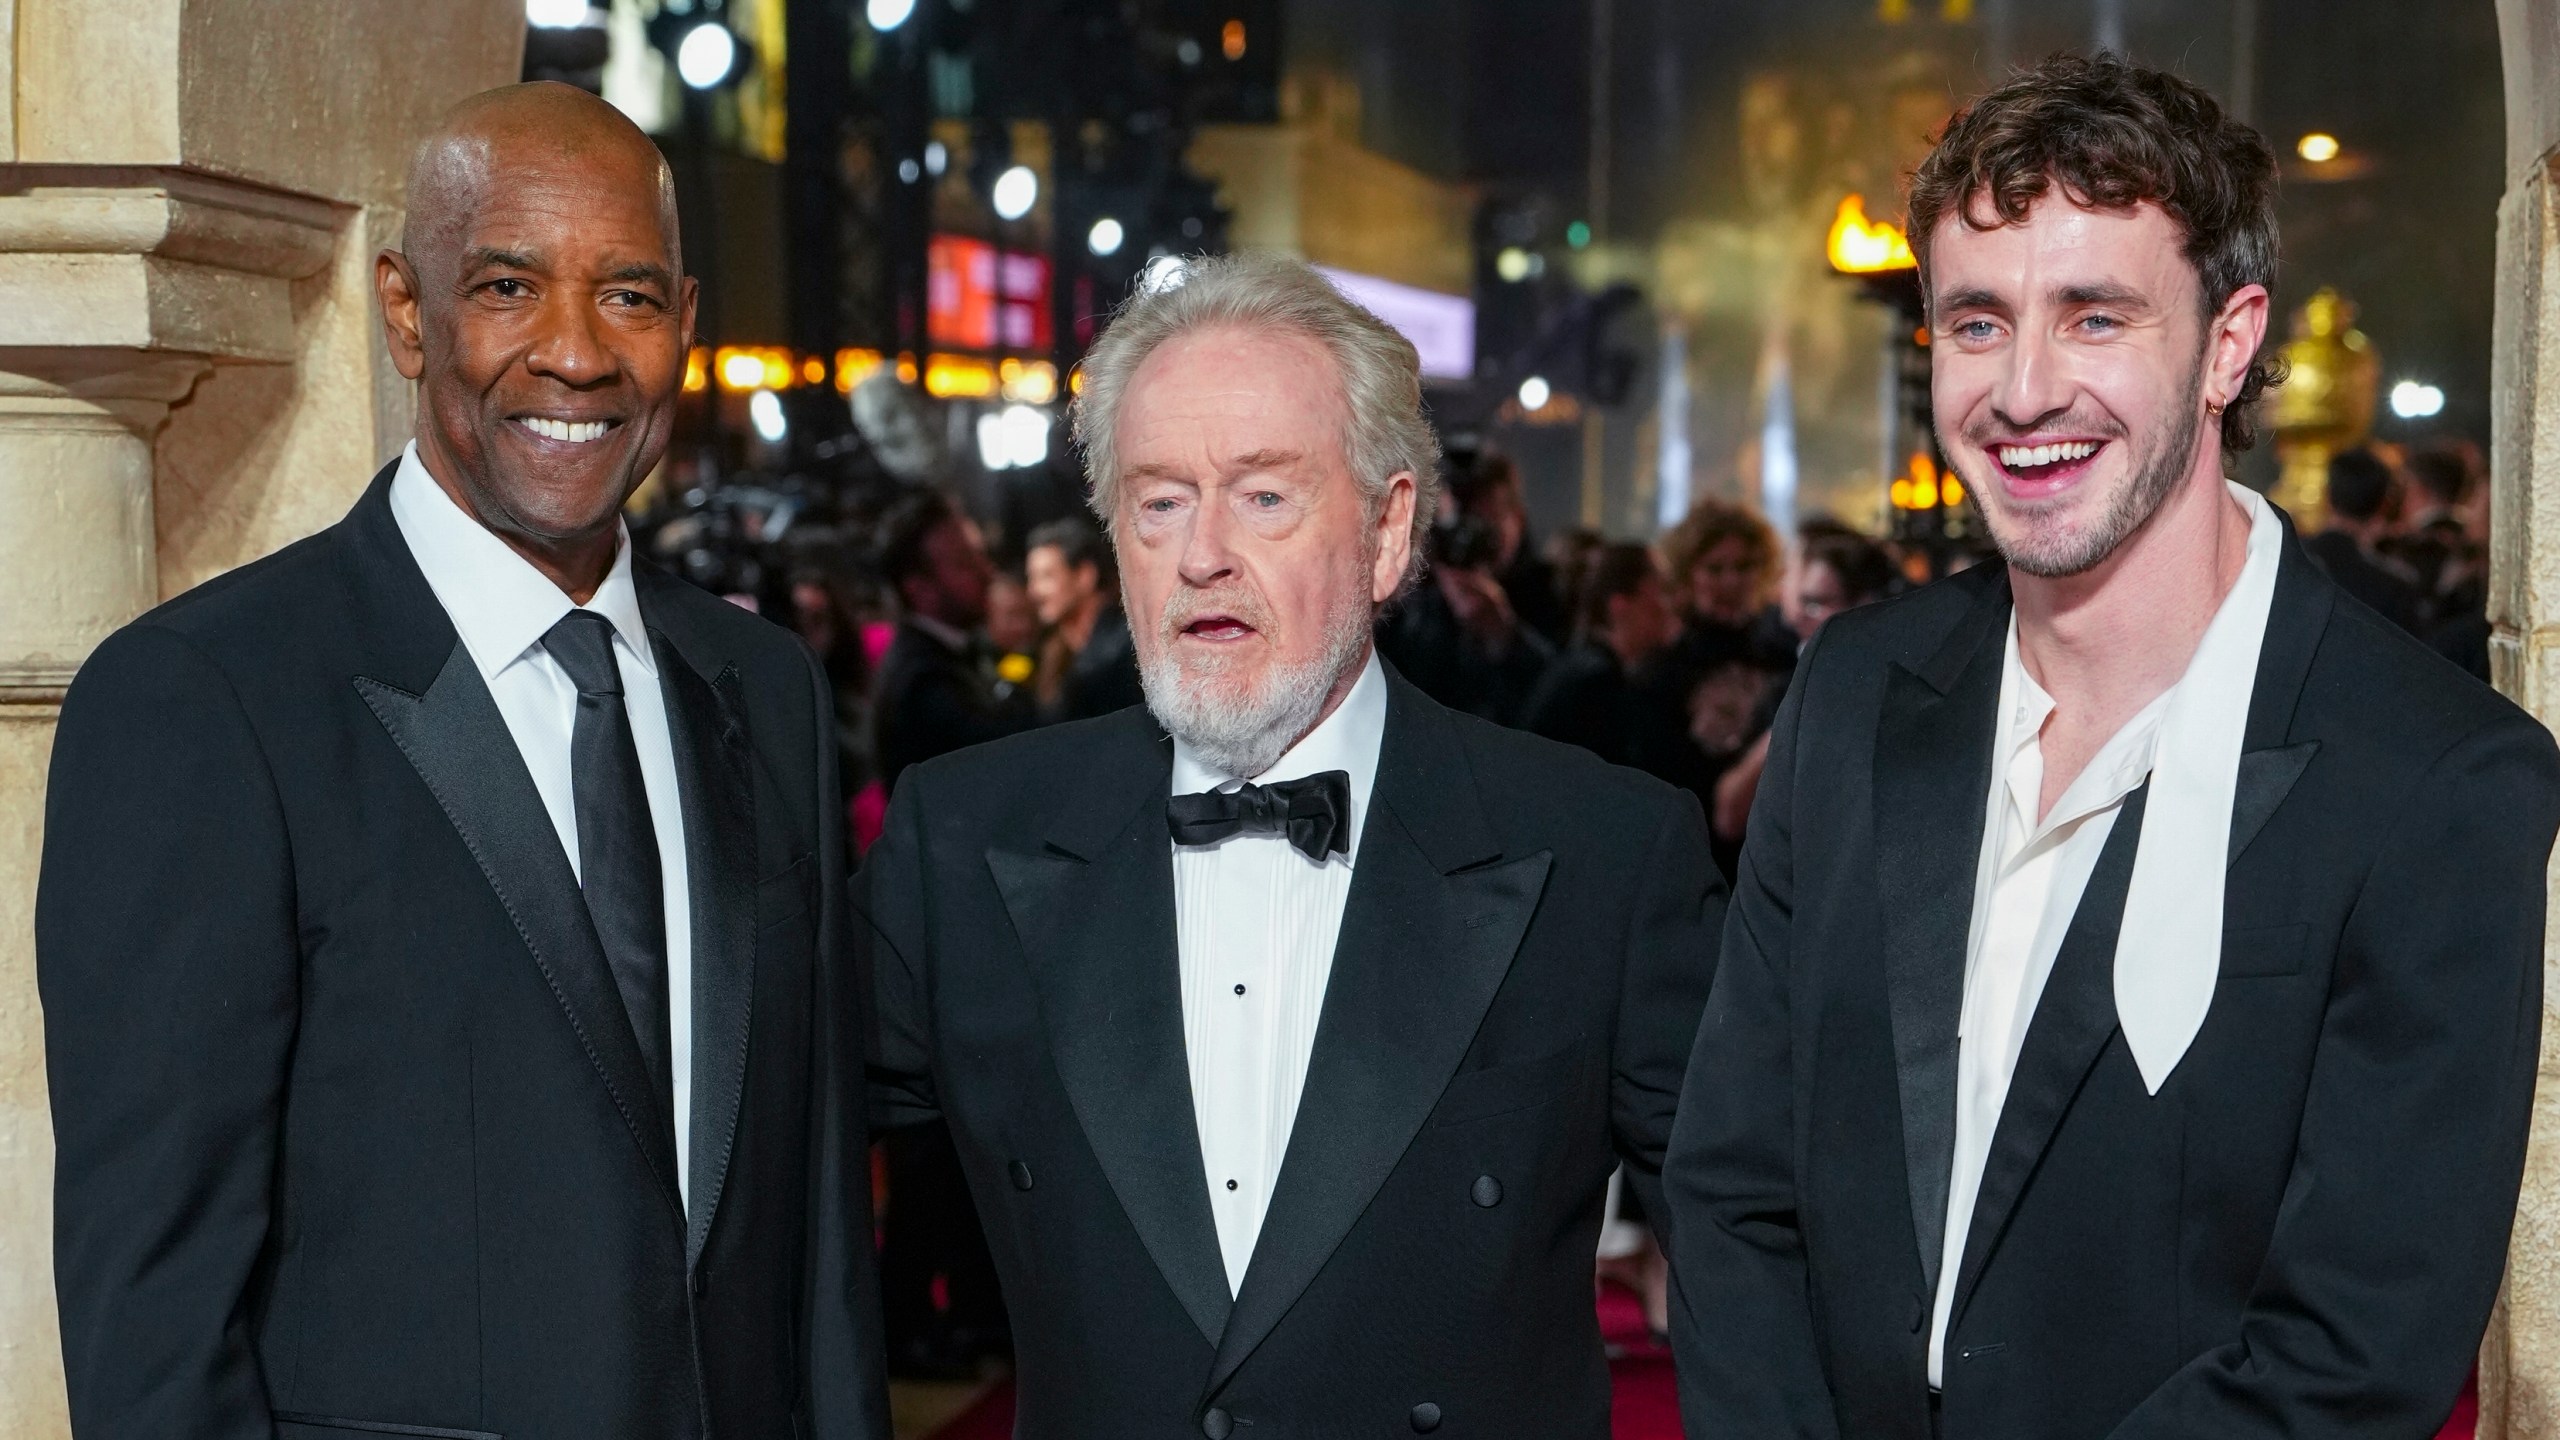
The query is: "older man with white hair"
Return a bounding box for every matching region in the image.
[858,251,1724,1436]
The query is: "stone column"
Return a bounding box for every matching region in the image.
[0,2,521,1432]
[2483,2,2560,1436]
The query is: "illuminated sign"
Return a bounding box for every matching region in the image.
[929,234,1053,352]
[1313,266,1476,381]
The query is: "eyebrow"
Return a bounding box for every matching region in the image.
[1933,286,2006,316]
[1225,447,1305,475]
[460,246,540,275]
[2055,282,2153,311]
[602,261,677,289]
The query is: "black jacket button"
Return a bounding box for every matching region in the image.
[1202,1407,1232,1439]
[1470,1175,1502,1208]
[1009,1160,1034,1192]
[1411,1402,1443,1432]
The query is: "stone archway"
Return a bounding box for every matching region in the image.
[2487,1,2560,1436]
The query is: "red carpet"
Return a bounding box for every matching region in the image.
[918,1296,2476,1440]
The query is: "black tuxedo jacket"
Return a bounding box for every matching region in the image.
[1668,527,2560,1439]
[37,466,888,1440]
[858,669,1724,1437]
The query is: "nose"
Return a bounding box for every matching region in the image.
[1989,323,2071,433]
[1177,490,1240,587]
[522,290,619,390]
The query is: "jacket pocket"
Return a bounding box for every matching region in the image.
[756,853,815,930]
[1430,1038,1588,1129]
[275,1414,501,1440]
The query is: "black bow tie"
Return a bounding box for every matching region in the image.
[1168,770,1352,862]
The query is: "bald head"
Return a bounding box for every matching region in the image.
[403,82,681,286]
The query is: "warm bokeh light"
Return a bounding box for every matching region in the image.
[2297,132,2341,163]
[834,347,886,392]
[924,354,999,399]
[714,346,796,392]
[1222,19,1247,60]
[683,347,709,394]
[1827,194,1915,274]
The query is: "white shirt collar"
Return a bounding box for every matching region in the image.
[1995,622,2172,853]
[387,442,655,682]
[2111,481,2284,1092]
[1170,648,1389,864]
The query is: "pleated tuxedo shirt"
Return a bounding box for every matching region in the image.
[1169,650,1386,1294]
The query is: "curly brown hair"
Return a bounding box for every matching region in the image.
[1660,500,1781,603]
[1906,52,2282,453]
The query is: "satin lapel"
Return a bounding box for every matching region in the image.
[1206,678,1548,1395]
[1949,784,2150,1326]
[1873,580,2009,1297]
[358,644,684,1215]
[2231,520,2332,864]
[653,634,759,1265]
[993,737,1233,1348]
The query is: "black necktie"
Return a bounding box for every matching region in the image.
[541,610,674,1114]
[1168,770,1353,862]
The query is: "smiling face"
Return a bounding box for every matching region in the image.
[378,94,694,584]
[1928,193,2262,578]
[1111,324,1414,777]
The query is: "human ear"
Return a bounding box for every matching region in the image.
[1370,472,1418,603]
[375,250,428,382]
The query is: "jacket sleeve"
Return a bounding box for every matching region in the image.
[1665,630,1843,1439]
[1611,786,1726,1242]
[856,765,939,1132]
[2108,712,2559,1440]
[798,648,894,1440]
[36,624,298,1440]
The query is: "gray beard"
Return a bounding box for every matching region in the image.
[1975,357,2208,580]
[1139,590,1374,780]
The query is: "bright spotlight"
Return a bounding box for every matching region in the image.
[1000,404,1051,468]
[749,389,788,443]
[1138,254,1190,295]
[675,21,737,89]
[991,165,1039,222]
[1517,375,1552,412]
[526,0,589,28]
[2297,132,2341,164]
[924,140,948,176]
[1087,217,1126,257]
[866,0,916,30]
[1496,247,1532,283]
[975,406,1051,470]
[2389,380,2446,420]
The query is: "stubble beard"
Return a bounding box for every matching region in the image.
[1137,574,1376,780]
[1965,352,2209,580]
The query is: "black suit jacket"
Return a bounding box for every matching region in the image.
[859,668,1724,1436]
[872,616,1033,792]
[37,465,888,1440]
[1667,527,2559,1439]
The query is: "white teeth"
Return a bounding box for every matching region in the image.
[1997,440,2097,469]
[523,417,609,443]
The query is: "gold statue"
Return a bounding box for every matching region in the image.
[2266,287,2379,528]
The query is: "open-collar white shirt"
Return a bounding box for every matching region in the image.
[1169,650,1387,1294]
[388,442,696,1208]
[1927,487,2282,1385]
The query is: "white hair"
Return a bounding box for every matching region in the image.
[1068,250,1443,590]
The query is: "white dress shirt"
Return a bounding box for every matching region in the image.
[388,443,697,1209]
[1926,484,2282,1384]
[1170,650,1387,1295]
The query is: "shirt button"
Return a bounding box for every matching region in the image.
[1226,1179,1239,1191]
[1234,983,1247,995]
